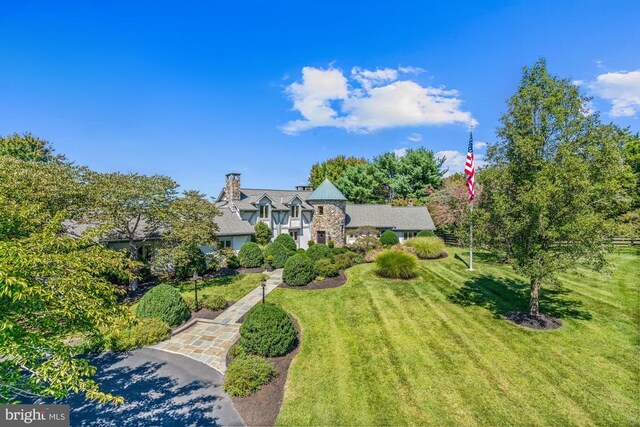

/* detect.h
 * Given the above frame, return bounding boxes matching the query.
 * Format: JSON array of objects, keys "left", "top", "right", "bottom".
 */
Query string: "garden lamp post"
[
  {"left": 261, "top": 277, "right": 267, "bottom": 304},
  {"left": 192, "top": 272, "right": 201, "bottom": 311}
]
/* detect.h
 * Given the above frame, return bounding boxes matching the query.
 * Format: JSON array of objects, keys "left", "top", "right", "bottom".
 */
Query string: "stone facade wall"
[
  {"left": 309, "top": 201, "right": 346, "bottom": 247},
  {"left": 225, "top": 173, "right": 241, "bottom": 200}
]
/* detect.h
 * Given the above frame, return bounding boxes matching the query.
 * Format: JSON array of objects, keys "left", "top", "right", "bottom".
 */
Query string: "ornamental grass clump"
[
  {"left": 239, "top": 303, "right": 297, "bottom": 357},
  {"left": 135, "top": 284, "right": 191, "bottom": 326},
  {"left": 405, "top": 236, "right": 446, "bottom": 259},
  {"left": 375, "top": 249, "right": 419, "bottom": 279}
]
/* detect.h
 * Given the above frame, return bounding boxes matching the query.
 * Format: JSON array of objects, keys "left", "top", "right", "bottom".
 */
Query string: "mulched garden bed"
[
  {"left": 279, "top": 269, "right": 347, "bottom": 290},
  {"left": 229, "top": 326, "right": 301, "bottom": 427},
  {"left": 189, "top": 307, "right": 225, "bottom": 321},
  {"left": 505, "top": 312, "right": 562, "bottom": 330}
]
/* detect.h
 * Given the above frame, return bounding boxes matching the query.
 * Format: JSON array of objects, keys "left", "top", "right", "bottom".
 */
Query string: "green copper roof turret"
[{"left": 306, "top": 179, "right": 347, "bottom": 201}]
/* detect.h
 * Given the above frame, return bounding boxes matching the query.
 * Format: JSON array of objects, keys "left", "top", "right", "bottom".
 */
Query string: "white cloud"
[
  {"left": 393, "top": 148, "right": 408, "bottom": 158},
  {"left": 407, "top": 132, "right": 422, "bottom": 142},
  {"left": 596, "top": 60, "right": 604, "bottom": 69},
  {"left": 590, "top": 70, "right": 640, "bottom": 117},
  {"left": 437, "top": 150, "right": 484, "bottom": 177},
  {"left": 572, "top": 79, "right": 584, "bottom": 86},
  {"left": 473, "top": 141, "right": 487, "bottom": 149},
  {"left": 281, "top": 65, "right": 476, "bottom": 135},
  {"left": 398, "top": 66, "right": 425, "bottom": 74}
]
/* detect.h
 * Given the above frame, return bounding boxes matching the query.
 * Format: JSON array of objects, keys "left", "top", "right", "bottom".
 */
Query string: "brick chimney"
[{"left": 225, "top": 173, "right": 241, "bottom": 200}]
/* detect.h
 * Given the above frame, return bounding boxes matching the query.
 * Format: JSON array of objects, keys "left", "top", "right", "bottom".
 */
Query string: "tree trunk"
[
  {"left": 529, "top": 278, "right": 541, "bottom": 317},
  {"left": 129, "top": 240, "right": 139, "bottom": 293}
]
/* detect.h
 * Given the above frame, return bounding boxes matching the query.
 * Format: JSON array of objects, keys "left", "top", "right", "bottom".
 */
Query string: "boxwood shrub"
[
  {"left": 239, "top": 303, "right": 297, "bottom": 357},
  {"left": 273, "top": 233, "right": 297, "bottom": 252},
  {"left": 375, "top": 249, "right": 419, "bottom": 279},
  {"left": 306, "top": 243, "right": 333, "bottom": 262},
  {"left": 283, "top": 254, "right": 316, "bottom": 286},
  {"left": 238, "top": 242, "right": 264, "bottom": 268},
  {"left": 136, "top": 284, "right": 191, "bottom": 326},
  {"left": 380, "top": 230, "right": 400, "bottom": 246},
  {"left": 263, "top": 241, "right": 290, "bottom": 268},
  {"left": 223, "top": 354, "right": 276, "bottom": 397},
  {"left": 405, "top": 236, "right": 446, "bottom": 259},
  {"left": 314, "top": 258, "right": 339, "bottom": 277},
  {"left": 417, "top": 229, "right": 436, "bottom": 237}
]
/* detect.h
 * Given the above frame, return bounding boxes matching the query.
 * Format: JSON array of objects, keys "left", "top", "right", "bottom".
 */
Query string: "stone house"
[{"left": 213, "top": 173, "right": 435, "bottom": 250}]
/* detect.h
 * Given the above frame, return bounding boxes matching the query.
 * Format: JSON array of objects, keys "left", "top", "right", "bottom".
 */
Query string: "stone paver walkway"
[{"left": 153, "top": 269, "right": 282, "bottom": 373}]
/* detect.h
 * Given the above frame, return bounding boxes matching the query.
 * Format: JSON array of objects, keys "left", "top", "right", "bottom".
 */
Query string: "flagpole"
[{"left": 469, "top": 200, "right": 473, "bottom": 271}]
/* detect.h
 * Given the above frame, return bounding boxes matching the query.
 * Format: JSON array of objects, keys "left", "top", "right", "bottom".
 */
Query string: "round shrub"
[
  {"left": 254, "top": 221, "right": 272, "bottom": 245},
  {"left": 238, "top": 242, "right": 264, "bottom": 268},
  {"left": 417, "top": 229, "right": 436, "bottom": 237},
  {"left": 239, "top": 303, "right": 297, "bottom": 357},
  {"left": 283, "top": 254, "right": 316, "bottom": 286},
  {"left": 405, "top": 236, "right": 446, "bottom": 259},
  {"left": 223, "top": 354, "right": 276, "bottom": 397},
  {"left": 307, "top": 240, "right": 315, "bottom": 246},
  {"left": 375, "top": 250, "right": 419, "bottom": 279},
  {"left": 227, "top": 254, "right": 241, "bottom": 269},
  {"left": 136, "top": 284, "right": 191, "bottom": 326},
  {"left": 274, "top": 233, "right": 297, "bottom": 252},
  {"left": 263, "top": 241, "right": 290, "bottom": 268},
  {"left": 314, "top": 258, "right": 339, "bottom": 277},
  {"left": 380, "top": 230, "right": 400, "bottom": 246},
  {"left": 331, "top": 247, "right": 349, "bottom": 255},
  {"left": 306, "top": 243, "right": 333, "bottom": 262},
  {"left": 327, "top": 240, "right": 335, "bottom": 249},
  {"left": 296, "top": 248, "right": 306, "bottom": 254}
]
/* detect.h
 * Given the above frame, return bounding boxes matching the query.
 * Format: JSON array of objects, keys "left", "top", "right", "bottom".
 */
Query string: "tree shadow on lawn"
[
  {"left": 37, "top": 351, "right": 228, "bottom": 426},
  {"left": 448, "top": 275, "right": 592, "bottom": 321}
]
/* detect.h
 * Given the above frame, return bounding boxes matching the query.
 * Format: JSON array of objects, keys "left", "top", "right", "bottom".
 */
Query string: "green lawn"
[
  {"left": 268, "top": 248, "right": 639, "bottom": 426},
  {"left": 178, "top": 273, "right": 266, "bottom": 303}
]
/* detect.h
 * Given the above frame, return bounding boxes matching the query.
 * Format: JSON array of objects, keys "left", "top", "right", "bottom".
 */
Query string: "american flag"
[{"left": 465, "top": 132, "right": 475, "bottom": 203}]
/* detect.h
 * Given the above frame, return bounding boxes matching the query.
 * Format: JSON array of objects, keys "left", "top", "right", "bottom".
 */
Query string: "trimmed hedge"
[
  {"left": 264, "top": 241, "right": 290, "bottom": 269},
  {"left": 375, "top": 250, "right": 419, "bottom": 279},
  {"left": 405, "top": 236, "right": 446, "bottom": 259},
  {"left": 238, "top": 242, "right": 264, "bottom": 268},
  {"left": 306, "top": 243, "right": 333, "bottom": 262},
  {"left": 380, "top": 230, "right": 400, "bottom": 246},
  {"left": 417, "top": 229, "right": 436, "bottom": 237},
  {"left": 136, "top": 284, "right": 191, "bottom": 326},
  {"left": 314, "top": 258, "right": 339, "bottom": 277},
  {"left": 239, "top": 303, "right": 297, "bottom": 357},
  {"left": 223, "top": 354, "right": 276, "bottom": 397},
  {"left": 274, "top": 233, "right": 297, "bottom": 252},
  {"left": 107, "top": 317, "right": 171, "bottom": 351},
  {"left": 283, "top": 254, "right": 316, "bottom": 286}
]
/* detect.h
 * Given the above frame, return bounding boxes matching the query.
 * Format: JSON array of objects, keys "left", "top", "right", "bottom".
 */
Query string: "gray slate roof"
[
  {"left": 345, "top": 205, "right": 435, "bottom": 231},
  {"left": 307, "top": 179, "right": 347, "bottom": 201},
  {"left": 217, "top": 188, "right": 314, "bottom": 211},
  {"left": 215, "top": 208, "right": 255, "bottom": 236}
]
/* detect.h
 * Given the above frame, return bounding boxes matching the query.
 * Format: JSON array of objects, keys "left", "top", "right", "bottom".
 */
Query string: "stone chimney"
[{"left": 225, "top": 173, "right": 241, "bottom": 200}]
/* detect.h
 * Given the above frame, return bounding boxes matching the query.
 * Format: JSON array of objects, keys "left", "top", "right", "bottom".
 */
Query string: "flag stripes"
[{"left": 465, "top": 132, "right": 475, "bottom": 202}]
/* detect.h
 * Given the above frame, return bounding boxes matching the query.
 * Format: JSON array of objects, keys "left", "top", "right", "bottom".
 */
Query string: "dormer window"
[
  {"left": 259, "top": 204, "right": 270, "bottom": 219},
  {"left": 291, "top": 205, "right": 300, "bottom": 218},
  {"left": 318, "top": 206, "right": 324, "bottom": 215}
]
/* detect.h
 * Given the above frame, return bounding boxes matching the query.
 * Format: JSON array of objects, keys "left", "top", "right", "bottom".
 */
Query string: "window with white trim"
[
  {"left": 291, "top": 205, "right": 300, "bottom": 218},
  {"left": 259, "top": 204, "right": 269, "bottom": 219},
  {"left": 219, "top": 240, "right": 232, "bottom": 249},
  {"left": 403, "top": 232, "right": 417, "bottom": 240}
]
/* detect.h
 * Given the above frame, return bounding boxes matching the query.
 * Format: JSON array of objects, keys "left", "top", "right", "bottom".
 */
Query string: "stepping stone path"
[{"left": 153, "top": 269, "right": 282, "bottom": 373}]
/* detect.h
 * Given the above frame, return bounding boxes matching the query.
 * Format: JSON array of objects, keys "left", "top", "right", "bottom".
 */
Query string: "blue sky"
[{"left": 1, "top": 1, "right": 638, "bottom": 197}]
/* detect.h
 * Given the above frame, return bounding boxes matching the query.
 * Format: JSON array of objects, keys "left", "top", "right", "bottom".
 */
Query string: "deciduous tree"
[
  {"left": 309, "top": 155, "right": 367, "bottom": 189},
  {"left": 478, "top": 59, "right": 633, "bottom": 317}
]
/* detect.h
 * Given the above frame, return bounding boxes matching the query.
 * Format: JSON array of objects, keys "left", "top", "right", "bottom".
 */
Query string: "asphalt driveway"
[{"left": 63, "top": 348, "right": 244, "bottom": 426}]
